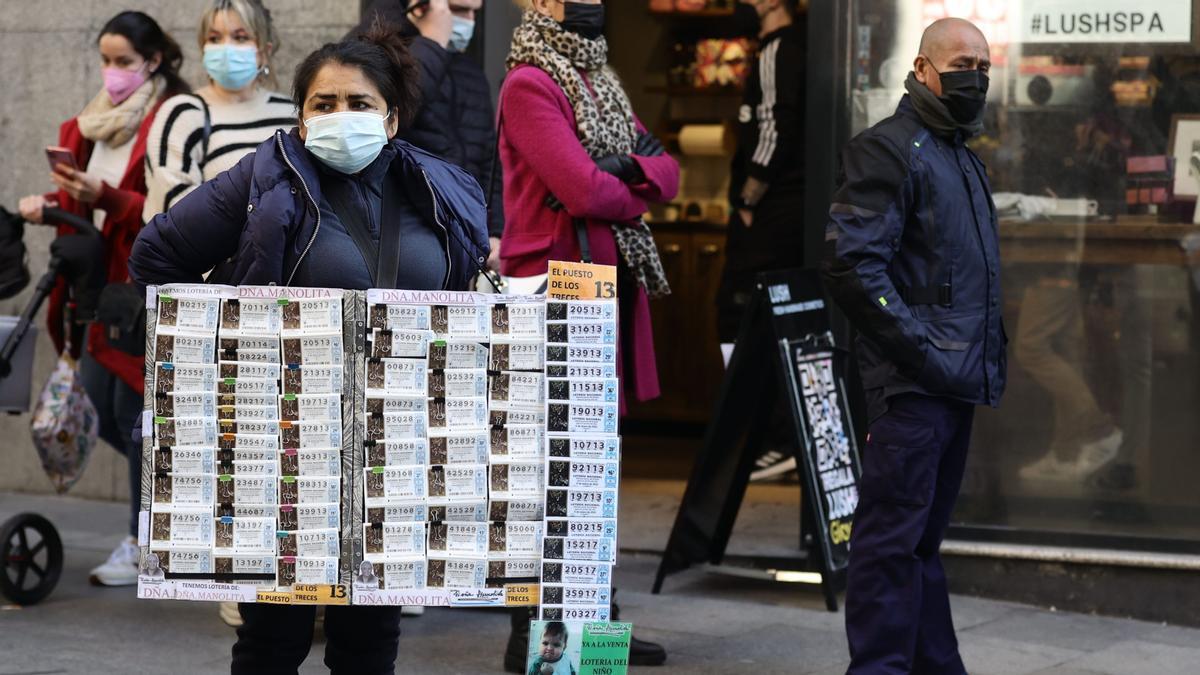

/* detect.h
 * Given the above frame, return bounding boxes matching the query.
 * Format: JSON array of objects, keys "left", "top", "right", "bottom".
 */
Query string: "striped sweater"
[{"left": 143, "top": 89, "right": 295, "bottom": 222}]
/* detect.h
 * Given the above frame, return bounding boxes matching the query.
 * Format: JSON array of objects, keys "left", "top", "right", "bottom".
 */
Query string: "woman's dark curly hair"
[{"left": 292, "top": 20, "right": 420, "bottom": 129}]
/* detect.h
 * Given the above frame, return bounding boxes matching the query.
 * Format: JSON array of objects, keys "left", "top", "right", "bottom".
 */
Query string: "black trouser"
[{"left": 232, "top": 604, "right": 402, "bottom": 675}]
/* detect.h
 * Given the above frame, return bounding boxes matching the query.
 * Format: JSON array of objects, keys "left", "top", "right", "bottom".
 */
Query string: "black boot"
[
  {"left": 612, "top": 590, "right": 667, "bottom": 667},
  {"left": 504, "top": 606, "right": 537, "bottom": 673}
]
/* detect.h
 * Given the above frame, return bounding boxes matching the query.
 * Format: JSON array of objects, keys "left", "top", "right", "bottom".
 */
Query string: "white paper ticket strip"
[{"left": 539, "top": 288, "right": 621, "bottom": 621}]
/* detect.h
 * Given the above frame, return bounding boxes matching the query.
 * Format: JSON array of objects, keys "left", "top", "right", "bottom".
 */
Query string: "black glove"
[
  {"left": 544, "top": 194, "right": 565, "bottom": 212},
  {"left": 634, "top": 131, "right": 666, "bottom": 157},
  {"left": 594, "top": 154, "right": 645, "bottom": 185},
  {"left": 51, "top": 234, "right": 106, "bottom": 320}
]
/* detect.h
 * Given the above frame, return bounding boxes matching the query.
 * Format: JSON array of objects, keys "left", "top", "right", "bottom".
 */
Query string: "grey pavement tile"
[
  {"left": 958, "top": 635, "right": 1086, "bottom": 675},
  {"left": 958, "top": 608, "right": 1158, "bottom": 653},
  {"left": 1062, "top": 640, "right": 1200, "bottom": 675},
  {"left": 1137, "top": 622, "right": 1200, "bottom": 649},
  {"left": 1029, "top": 669, "right": 1108, "bottom": 675},
  {"left": 950, "top": 593, "right": 1028, "bottom": 632}
]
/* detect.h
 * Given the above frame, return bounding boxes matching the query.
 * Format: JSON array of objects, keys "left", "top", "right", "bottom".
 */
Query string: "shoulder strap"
[
  {"left": 377, "top": 164, "right": 404, "bottom": 289},
  {"left": 191, "top": 93, "right": 213, "bottom": 158}
]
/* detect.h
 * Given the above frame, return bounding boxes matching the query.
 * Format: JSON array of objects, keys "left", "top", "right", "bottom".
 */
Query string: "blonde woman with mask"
[{"left": 143, "top": 0, "right": 293, "bottom": 222}]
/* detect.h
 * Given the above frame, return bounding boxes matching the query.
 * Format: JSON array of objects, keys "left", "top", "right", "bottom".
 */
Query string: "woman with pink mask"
[{"left": 17, "top": 10, "right": 188, "bottom": 587}]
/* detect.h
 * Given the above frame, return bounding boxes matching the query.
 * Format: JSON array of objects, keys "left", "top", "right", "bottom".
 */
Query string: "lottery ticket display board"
[{"left": 135, "top": 262, "right": 623, "bottom": 611}]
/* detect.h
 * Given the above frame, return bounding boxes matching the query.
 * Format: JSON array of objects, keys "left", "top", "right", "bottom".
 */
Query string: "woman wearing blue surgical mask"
[
  {"left": 129, "top": 26, "right": 489, "bottom": 673},
  {"left": 143, "top": 0, "right": 294, "bottom": 223}
]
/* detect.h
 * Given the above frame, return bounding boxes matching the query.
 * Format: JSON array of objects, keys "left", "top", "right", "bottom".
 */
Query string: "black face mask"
[
  {"left": 937, "top": 69, "right": 989, "bottom": 125},
  {"left": 560, "top": 2, "right": 605, "bottom": 41},
  {"left": 733, "top": 3, "right": 761, "bottom": 38}
]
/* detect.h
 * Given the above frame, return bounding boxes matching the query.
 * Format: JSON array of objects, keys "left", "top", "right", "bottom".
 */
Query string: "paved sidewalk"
[{"left": 2, "top": 489, "right": 1198, "bottom": 674}]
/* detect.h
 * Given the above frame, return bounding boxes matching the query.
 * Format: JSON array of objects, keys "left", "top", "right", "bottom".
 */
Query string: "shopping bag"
[{"left": 29, "top": 352, "right": 98, "bottom": 493}]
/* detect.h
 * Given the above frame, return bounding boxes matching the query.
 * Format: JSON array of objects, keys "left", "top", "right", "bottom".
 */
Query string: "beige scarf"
[{"left": 77, "top": 75, "right": 162, "bottom": 147}]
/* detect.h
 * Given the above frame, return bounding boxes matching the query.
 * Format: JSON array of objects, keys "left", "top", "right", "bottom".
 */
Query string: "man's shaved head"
[{"left": 914, "top": 18, "right": 991, "bottom": 96}]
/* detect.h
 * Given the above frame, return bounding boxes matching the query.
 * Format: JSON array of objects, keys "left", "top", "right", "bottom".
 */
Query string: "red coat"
[
  {"left": 498, "top": 65, "right": 680, "bottom": 405},
  {"left": 44, "top": 102, "right": 164, "bottom": 394}
]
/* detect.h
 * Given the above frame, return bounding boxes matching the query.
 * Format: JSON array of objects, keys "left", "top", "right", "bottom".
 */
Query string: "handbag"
[
  {"left": 29, "top": 352, "right": 99, "bottom": 494},
  {"left": 96, "top": 282, "right": 147, "bottom": 355}
]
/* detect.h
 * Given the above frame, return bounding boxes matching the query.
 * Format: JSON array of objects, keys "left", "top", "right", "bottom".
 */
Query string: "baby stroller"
[{"left": 0, "top": 203, "right": 101, "bottom": 605}]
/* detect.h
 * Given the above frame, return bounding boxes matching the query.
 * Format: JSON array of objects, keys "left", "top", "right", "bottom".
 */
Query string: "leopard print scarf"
[{"left": 507, "top": 11, "right": 670, "bottom": 299}]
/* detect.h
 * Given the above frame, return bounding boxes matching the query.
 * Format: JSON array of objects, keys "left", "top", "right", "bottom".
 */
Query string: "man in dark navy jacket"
[{"left": 821, "top": 18, "right": 1005, "bottom": 674}]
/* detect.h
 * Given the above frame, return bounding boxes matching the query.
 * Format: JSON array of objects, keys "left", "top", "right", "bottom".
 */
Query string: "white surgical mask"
[
  {"left": 303, "top": 110, "right": 391, "bottom": 174},
  {"left": 448, "top": 16, "right": 475, "bottom": 53}
]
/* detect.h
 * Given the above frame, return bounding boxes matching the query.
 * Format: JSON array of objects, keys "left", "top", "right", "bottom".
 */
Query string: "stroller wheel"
[{"left": 0, "top": 513, "right": 63, "bottom": 605}]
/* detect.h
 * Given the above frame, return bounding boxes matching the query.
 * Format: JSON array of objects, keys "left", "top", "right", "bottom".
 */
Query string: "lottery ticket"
[
  {"left": 428, "top": 398, "right": 488, "bottom": 431},
  {"left": 214, "top": 516, "right": 276, "bottom": 552},
  {"left": 427, "top": 522, "right": 488, "bottom": 557},
  {"left": 153, "top": 474, "right": 215, "bottom": 507},
  {"left": 154, "top": 392, "right": 216, "bottom": 419},
  {"left": 540, "top": 605, "right": 611, "bottom": 622},
  {"left": 489, "top": 340, "right": 544, "bottom": 372},
  {"left": 544, "top": 488, "right": 618, "bottom": 519},
  {"left": 428, "top": 501, "right": 488, "bottom": 523},
  {"left": 157, "top": 295, "right": 220, "bottom": 335},
  {"left": 544, "top": 344, "right": 617, "bottom": 365},
  {"left": 546, "top": 402, "right": 619, "bottom": 435},
  {"left": 282, "top": 334, "right": 344, "bottom": 366},
  {"left": 541, "top": 535, "right": 615, "bottom": 563},
  {"left": 217, "top": 434, "right": 280, "bottom": 451},
  {"left": 545, "top": 518, "right": 617, "bottom": 541},
  {"left": 488, "top": 424, "right": 545, "bottom": 460},
  {"left": 216, "top": 475, "right": 279, "bottom": 505},
  {"left": 280, "top": 476, "right": 340, "bottom": 505},
  {"left": 154, "top": 363, "right": 217, "bottom": 394},
  {"left": 283, "top": 364, "right": 344, "bottom": 396},
  {"left": 363, "top": 522, "right": 427, "bottom": 559},
  {"left": 214, "top": 553, "right": 276, "bottom": 577},
  {"left": 545, "top": 362, "right": 617, "bottom": 380},
  {"left": 486, "top": 557, "right": 540, "bottom": 587},
  {"left": 217, "top": 393, "right": 276, "bottom": 409},
  {"left": 365, "top": 466, "right": 427, "bottom": 502},
  {"left": 365, "top": 501, "right": 429, "bottom": 524},
  {"left": 425, "top": 557, "right": 487, "bottom": 589},
  {"left": 218, "top": 378, "right": 279, "bottom": 396},
  {"left": 148, "top": 547, "right": 214, "bottom": 574},
  {"left": 489, "top": 462, "right": 545, "bottom": 498},
  {"left": 540, "top": 583, "right": 612, "bottom": 608},
  {"left": 279, "top": 297, "right": 342, "bottom": 336},
  {"left": 219, "top": 419, "right": 281, "bottom": 437},
  {"left": 488, "top": 409, "right": 544, "bottom": 427},
  {"left": 369, "top": 303, "right": 432, "bottom": 331},
  {"left": 149, "top": 509, "right": 214, "bottom": 548},
  {"left": 487, "top": 499, "right": 545, "bottom": 523},
  {"left": 365, "top": 358, "right": 426, "bottom": 396},
  {"left": 219, "top": 336, "right": 280, "bottom": 354},
  {"left": 540, "top": 561, "right": 612, "bottom": 587},
  {"left": 546, "top": 435, "right": 620, "bottom": 461},
  {"left": 364, "top": 394, "right": 427, "bottom": 416},
  {"left": 154, "top": 334, "right": 216, "bottom": 364},
  {"left": 546, "top": 378, "right": 618, "bottom": 404},
  {"left": 428, "top": 464, "right": 488, "bottom": 501},
  {"left": 428, "top": 368, "right": 487, "bottom": 399},
  {"left": 489, "top": 372, "right": 545, "bottom": 409},
  {"left": 281, "top": 420, "right": 341, "bottom": 449},
  {"left": 487, "top": 521, "right": 544, "bottom": 557},
  {"left": 220, "top": 298, "right": 282, "bottom": 335},
  {"left": 277, "top": 503, "right": 340, "bottom": 531},
  {"left": 279, "top": 527, "right": 339, "bottom": 558},
  {"left": 365, "top": 439, "right": 429, "bottom": 468},
  {"left": 369, "top": 329, "right": 434, "bottom": 359},
  {"left": 219, "top": 361, "right": 280, "bottom": 382},
  {"left": 490, "top": 303, "right": 546, "bottom": 339},
  {"left": 280, "top": 448, "right": 341, "bottom": 477},
  {"left": 216, "top": 448, "right": 277, "bottom": 465},
  {"left": 365, "top": 411, "right": 428, "bottom": 442},
  {"left": 280, "top": 556, "right": 339, "bottom": 586},
  {"left": 368, "top": 560, "right": 427, "bottom": 590},
  {"left": 279, "top": 394, "right": 341, "bottom": 423},
  {"left": 427, "top": 431, "right": 489, "bottom": 465},
  {"left": 431, "top": 304, "right": 490, "bottom": 339},
  {"left": 153, "top": 447, "right": 216, "bottom": 475},
  {"left": 220, "top": 504, "right": 273, "bottom": 519},
  {"left": 154, "top": 417, "right": 218, "bottom": 447},
  {"left": 216, "top": 405, "right": 277, "bottom": 423},
  {"left": 545, "top": 300, "right": 617, "bottom": 323},
  {"left": 545, "top": 320, "right": 617, "bottom": 346},
  {"left": 217, "top": 460, "right": 279, "bottom": 477},
  {"left": 218, "top": 349, "right": 280, "bottom": 364},
  {"left": 427, "top": 340, "right": 489, "bottom": 370},
  {"left": 546, "top": 458, "right": 619, "bottom": 490}
]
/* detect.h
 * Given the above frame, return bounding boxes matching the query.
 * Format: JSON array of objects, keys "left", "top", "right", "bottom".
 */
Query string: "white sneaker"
[
  {"left": 1018, "top": 453, "right": 1080, "bottom": 481},
  {"left": 1076, "top": 429, "right": 1123, "bottom": 477},
  {"left": 89, "top": 536, "right": 139, "bottom": 586},
  {"left": 219, "top": 601, "right": 244, "bottom": 628},
  {"left": 401, "top": 605, "right": 425, "bottom": 616},
  {"left": 750, "top": 451, "right": 798, "bottom": 482}
]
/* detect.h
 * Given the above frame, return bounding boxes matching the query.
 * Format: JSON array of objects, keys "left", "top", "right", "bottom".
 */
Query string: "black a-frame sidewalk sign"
[{"left": 652, "top": 269, "right": 863, "bottom": 612}]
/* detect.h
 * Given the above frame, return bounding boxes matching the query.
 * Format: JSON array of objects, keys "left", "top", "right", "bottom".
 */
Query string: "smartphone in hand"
[{"left": 45, "top": 146, "right": 77, "bottom": 173}]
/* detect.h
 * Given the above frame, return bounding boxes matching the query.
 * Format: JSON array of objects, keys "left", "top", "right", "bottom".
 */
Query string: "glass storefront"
[{"left": 841, "top": 0, "right": 1200, "bottom": 549}]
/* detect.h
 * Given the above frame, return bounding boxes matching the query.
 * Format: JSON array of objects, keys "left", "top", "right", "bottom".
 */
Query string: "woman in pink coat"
[{"left": 498, "top": 0, "right": 679, "bottom": 409}]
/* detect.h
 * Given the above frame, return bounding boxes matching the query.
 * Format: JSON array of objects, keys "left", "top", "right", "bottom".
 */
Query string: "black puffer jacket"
[{"left": 351, "top": 4, "right": 503, "bottom": 237}]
